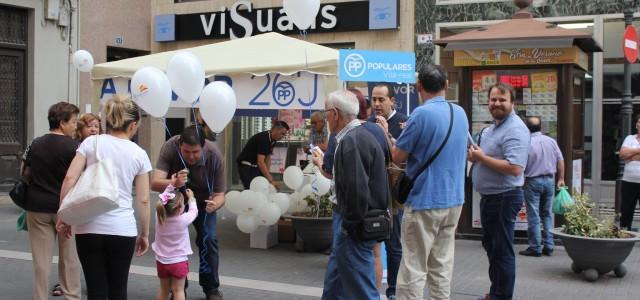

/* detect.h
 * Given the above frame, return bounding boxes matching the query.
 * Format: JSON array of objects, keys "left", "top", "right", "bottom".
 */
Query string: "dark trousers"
[
  {"left": 384, "top": 210, "right": 403, "bottom": 297},
  {"left": 620, "top": 180, "right": 640, "bottom": 230},
  {"left": 193, "top": 207, "right": 220, "bottom": 294},
  {"left": 75, "top": 234, "right": 136, "bottom": 300},
  {"left": 480, "top": 188, "right": 524, "bottom": 300},
  {"left": 238, "top": 164, "right": 261, "bottom": 189}
]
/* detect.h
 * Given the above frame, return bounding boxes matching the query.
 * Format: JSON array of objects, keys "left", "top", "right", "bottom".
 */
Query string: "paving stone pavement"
[{"left": 2, "top": 195, "right": 640, "bottom": 299}]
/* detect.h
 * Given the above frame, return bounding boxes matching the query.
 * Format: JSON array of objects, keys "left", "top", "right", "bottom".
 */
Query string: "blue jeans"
[
  {"left": 523, "top": 176, "right": 555, "bottom": 253},
  {"left": 480, "top": 188, "right": 523, "bottom": 300},
  {"left": 192, "top": 207, "right": 220, "bottom": 294},
  {"left": 384, "top": 210, "right": 403, "bottom": 297},
  {"left": 322, "top": 212, "right": 379, "bottom": 300}
]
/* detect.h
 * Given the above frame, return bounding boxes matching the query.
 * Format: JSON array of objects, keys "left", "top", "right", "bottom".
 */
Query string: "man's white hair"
[{"left": 326, "top": 89, "right": 359, "bottom": 120}]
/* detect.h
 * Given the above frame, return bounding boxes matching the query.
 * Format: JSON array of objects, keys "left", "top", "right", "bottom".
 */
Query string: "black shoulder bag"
[
  {"left": 393, "top": 102, "right": 454, "bottom": 204},
  {"left": 10, "top": 147, "right": 32, "bottom": 209}
]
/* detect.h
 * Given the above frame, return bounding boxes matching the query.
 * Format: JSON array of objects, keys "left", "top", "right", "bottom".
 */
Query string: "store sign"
[
  {"left": 99, "top": 72, "right": 324, "bottom": 110},
  {"left": 339, "top": 49, "right": 415, "bottom": 83},
  {"left": 155, "top": 0, "right": 396, "bottom": 41},
  {"left": 454, "top": 47, "right": 588, "bottom": 70}
]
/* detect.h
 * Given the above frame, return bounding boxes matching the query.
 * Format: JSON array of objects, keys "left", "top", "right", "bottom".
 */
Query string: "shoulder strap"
[{"left": 409, "top": 102, "right": 454, "bottom": 185}]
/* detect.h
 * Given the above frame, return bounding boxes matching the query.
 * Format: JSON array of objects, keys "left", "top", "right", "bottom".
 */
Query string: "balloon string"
[
  {"left": 161, "top": 118, "right": 187, "bottom": 169},
  {"left": 190, "top": 105, "right": 213, "bottom": 196}
]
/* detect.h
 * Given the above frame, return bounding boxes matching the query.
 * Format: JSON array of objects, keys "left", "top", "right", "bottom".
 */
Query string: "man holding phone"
[{"left": 152, "top": 125, "right": 226, "bottom": 300}]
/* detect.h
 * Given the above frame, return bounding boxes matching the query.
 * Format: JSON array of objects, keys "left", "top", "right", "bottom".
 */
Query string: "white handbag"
[{"left": 58, "top": 135, "right": 120, "bottom": 226}]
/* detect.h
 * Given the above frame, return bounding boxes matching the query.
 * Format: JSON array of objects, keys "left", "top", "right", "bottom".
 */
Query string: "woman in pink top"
[{"left": 152, "top": 185, "right": 198, "bottom": 300}]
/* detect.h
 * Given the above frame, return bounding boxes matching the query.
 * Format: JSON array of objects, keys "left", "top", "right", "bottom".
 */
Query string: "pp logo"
[
  {"left": 344, "top": 53, "right": 366, "bottom": 78},
  {"left": 273, "top": 81, "right": 296, "bottom": 106}
]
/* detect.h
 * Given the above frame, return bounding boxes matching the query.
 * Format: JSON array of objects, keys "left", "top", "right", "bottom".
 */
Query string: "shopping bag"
[
  {"left": 553, "top": 186, "right": 574, "bottom": 215},
  {"left": 58, "top": 135, "right": 119, "bottom": 226},
  {"left": 16, "top": 210, "right": 27, "bottom": 231}
]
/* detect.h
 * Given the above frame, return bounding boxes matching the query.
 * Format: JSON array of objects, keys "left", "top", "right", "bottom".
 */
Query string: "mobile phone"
[{"left": 467, "top": 132, "right": 477, "bottom": 147}]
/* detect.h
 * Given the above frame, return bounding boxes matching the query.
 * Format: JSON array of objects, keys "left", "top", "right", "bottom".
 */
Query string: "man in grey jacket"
[{"left": 321, "top": 89, "right": 390, "bottom": 300}]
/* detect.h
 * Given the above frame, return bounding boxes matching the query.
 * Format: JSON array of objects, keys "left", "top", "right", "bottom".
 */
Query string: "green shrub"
[
  {"left": 294, "top": 194, "right": 333, "bottom": 218},
  {"left": 563, "top": 192, "right": 624, "bottom": 238}
]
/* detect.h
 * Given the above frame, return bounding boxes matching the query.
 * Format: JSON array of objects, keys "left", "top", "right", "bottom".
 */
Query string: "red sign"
[
  {"left": 499, "top": 75, "right": 530, "bottom": 88},
  {"left": 623, "top": 26, "right": 639, "bottom": 64}
]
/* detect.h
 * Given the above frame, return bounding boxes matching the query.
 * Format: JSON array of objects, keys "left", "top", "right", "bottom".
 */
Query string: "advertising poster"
[
  {"left": 472, "top": 191, "right": 528, "bottom": 231},
  {"left": 278, "top": 109, "right": 305, "bottom": 140},
  {"left": 269, "top": 147, "right": 288, "bottom": 174}
]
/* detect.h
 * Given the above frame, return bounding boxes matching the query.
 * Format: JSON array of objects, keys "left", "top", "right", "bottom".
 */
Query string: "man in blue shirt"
[
  {"left": 386, "top": 65, "right": 468, "bottom": 300},
  {"left": 469, "top": 82, "right": 530, "bottom": 300}
]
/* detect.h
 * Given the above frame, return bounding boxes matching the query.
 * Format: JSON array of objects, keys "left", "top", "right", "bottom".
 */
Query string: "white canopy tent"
[
  {"left": 92, "top": 32, "right": 339, "bottom": 113},
  {"left": 92, "top": 32, "right": 339, "bottom": 79}
]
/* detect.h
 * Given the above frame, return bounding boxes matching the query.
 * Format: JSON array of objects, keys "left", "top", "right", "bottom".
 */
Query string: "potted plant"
[
  {"left": 553, "top": 192, "right": 640, "bottom": 282},
  {"left": 284, "top": 193, "right": 333, "bottom": 252}
]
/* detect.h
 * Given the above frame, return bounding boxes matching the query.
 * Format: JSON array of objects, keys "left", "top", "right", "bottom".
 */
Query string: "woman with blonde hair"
[
  {"left": 75, "top": 113, "right": 101, "bottom": 141},
  {"left": 58, "top": 95, "right": 152, "bottom": 299}
]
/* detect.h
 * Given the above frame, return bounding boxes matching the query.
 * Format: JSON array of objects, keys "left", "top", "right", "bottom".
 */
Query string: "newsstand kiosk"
[{"left": 434, "top": 1, "right": 602, "bottom": 237}]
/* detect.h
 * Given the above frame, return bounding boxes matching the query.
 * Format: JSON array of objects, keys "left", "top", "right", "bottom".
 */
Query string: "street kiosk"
[{"left": 434, "top": 1, "right": 602, "bottom": 237}]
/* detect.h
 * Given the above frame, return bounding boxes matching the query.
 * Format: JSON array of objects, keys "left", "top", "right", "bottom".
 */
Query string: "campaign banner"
[
  {"left": 339, "top": 49, "right": 416, "bottom": 84},
  {"left": 98, "top": 71, "right": 325, "bottom": 111}
]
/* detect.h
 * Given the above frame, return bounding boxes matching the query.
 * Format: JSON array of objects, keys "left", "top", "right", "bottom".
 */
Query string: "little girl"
[{"left": 152, "top": 184, "right": 198, "bottom": 300}]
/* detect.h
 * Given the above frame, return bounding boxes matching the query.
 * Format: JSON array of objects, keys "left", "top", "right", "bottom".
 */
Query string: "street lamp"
[{"left": 616, "top": 0, "right": 637, "bottom": 220}]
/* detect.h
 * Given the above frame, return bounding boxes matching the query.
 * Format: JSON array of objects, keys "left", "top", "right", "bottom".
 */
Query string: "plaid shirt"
[{"left": 309, "top": 126, "right": 328, "bottom": 146}]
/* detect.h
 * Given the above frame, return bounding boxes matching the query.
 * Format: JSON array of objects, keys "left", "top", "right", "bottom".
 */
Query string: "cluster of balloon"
[
  {"left": 225, "top": 165, "right": 332, "bottom": 234},
  {"left": 225, "top": 176, "right": 290, "bottom": 234},
  {"left": 125, "top": 51, "right": 236, "bottom": 131}
]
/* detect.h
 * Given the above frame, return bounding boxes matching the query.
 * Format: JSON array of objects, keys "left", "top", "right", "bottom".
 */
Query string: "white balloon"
[
  {"left": 255, "top": 202, "right": 282, "bottom": 226},
  {"left": 268, "top": 193, "right": 290, "bottom": 215},
  {"left": 282, "top": 0, "right": 321, "bottom": 30},
  {"left": 299, "top": 184, "right": 314, "bottom": 199},
  {"left": 311, "top": 174, "right": 331, "bottom": 196},
  {"left": 224, "top": 190, "right": 241, "bottom": 215},
  {"left": 236, "top": 214, "right": 258, "bottom": 233},
  {"left": 287, "top": 192, "right": 301, "bottom": 214},
  {"left": 250, "top": 176, "right": 270, "bottom": 196},
  {"left": 199, "top": 81, "right": 237, "bottom": 133},
  {"left": 239, "top": 190, "right": 267, "bottom": 216},
  {"left": 295, "top": 198, "right": 309, "bottom": 213},
  {"left": 283, "top": 166, "right": 304, "bottom": 190},
  {"left": 130, "top": 67, "right": 172, "bottom": 118},
  {"left": 166, "top": 51, "right": 205, "bottom": 105},
  {"left": 268, "top": 184, "right": 277, "bottom": 194},
  {"left": 72, "top": 50, "right": 94, "bottom": 72}
]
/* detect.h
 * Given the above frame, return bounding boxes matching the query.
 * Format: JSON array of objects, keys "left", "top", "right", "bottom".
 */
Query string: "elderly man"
[
  {"left": 469, "top": 82, "right": 530, "bottom": 300},
  {"left": 520, "top": 116, "right": 564, "bottom": 257},
  {"left": 309, "top": 111, "right": 328, "bottom": 152},
  {"left": 321, "top": 89, "right": 390, "bottom": 300}
]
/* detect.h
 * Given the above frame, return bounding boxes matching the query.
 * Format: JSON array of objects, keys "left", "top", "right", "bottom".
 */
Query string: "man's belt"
[{"left": 240, "top": 161, "right": 258, "bottom": 168}]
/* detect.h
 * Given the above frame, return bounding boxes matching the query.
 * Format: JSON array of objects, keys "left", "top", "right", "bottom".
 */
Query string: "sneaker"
[
  {"left": 206, "top": 290, "right": 224, "bottom": 300},
  {"left": 542, "top": 248, "right": 554, "bottom": 256},
  {"left": 518, "top": 248, "right": 541, "bottom": 257}
]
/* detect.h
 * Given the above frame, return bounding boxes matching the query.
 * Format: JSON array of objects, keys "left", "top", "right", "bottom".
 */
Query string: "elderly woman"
[
  {"left": 75, "top": 113, "right": 101, "bottom": 141},
  {"left": 24, "top": 102, "right": 82, "bottom": 300},
  {"left": 619, "top": 114, "right": 640, "bottom": 231}
]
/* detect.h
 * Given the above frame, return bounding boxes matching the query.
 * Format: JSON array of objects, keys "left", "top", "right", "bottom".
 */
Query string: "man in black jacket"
[{"left": 321, "top": 89, "right": 390, "bottom": 300}]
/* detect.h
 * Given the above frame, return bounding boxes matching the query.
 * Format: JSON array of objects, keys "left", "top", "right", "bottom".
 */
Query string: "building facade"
[{"left": 0, "top": 0, "right": 79, "bottom": 186}]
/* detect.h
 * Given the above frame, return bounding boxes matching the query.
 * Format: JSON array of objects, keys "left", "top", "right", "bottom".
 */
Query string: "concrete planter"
[
  {"left": 284, "top": 214, "right": 333, "bottom": 252},
  {"left": 553, "top": 228, "right": 640, "bottom": 282}
]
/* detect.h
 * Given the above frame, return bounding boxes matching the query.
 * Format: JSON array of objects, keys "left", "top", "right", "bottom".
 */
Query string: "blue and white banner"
[
  {"left": 339, "top": 49, "right": 415, "bottom": 84},
  {"left": 99, "top": 72, "right": 325, "bottom": 111}
]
